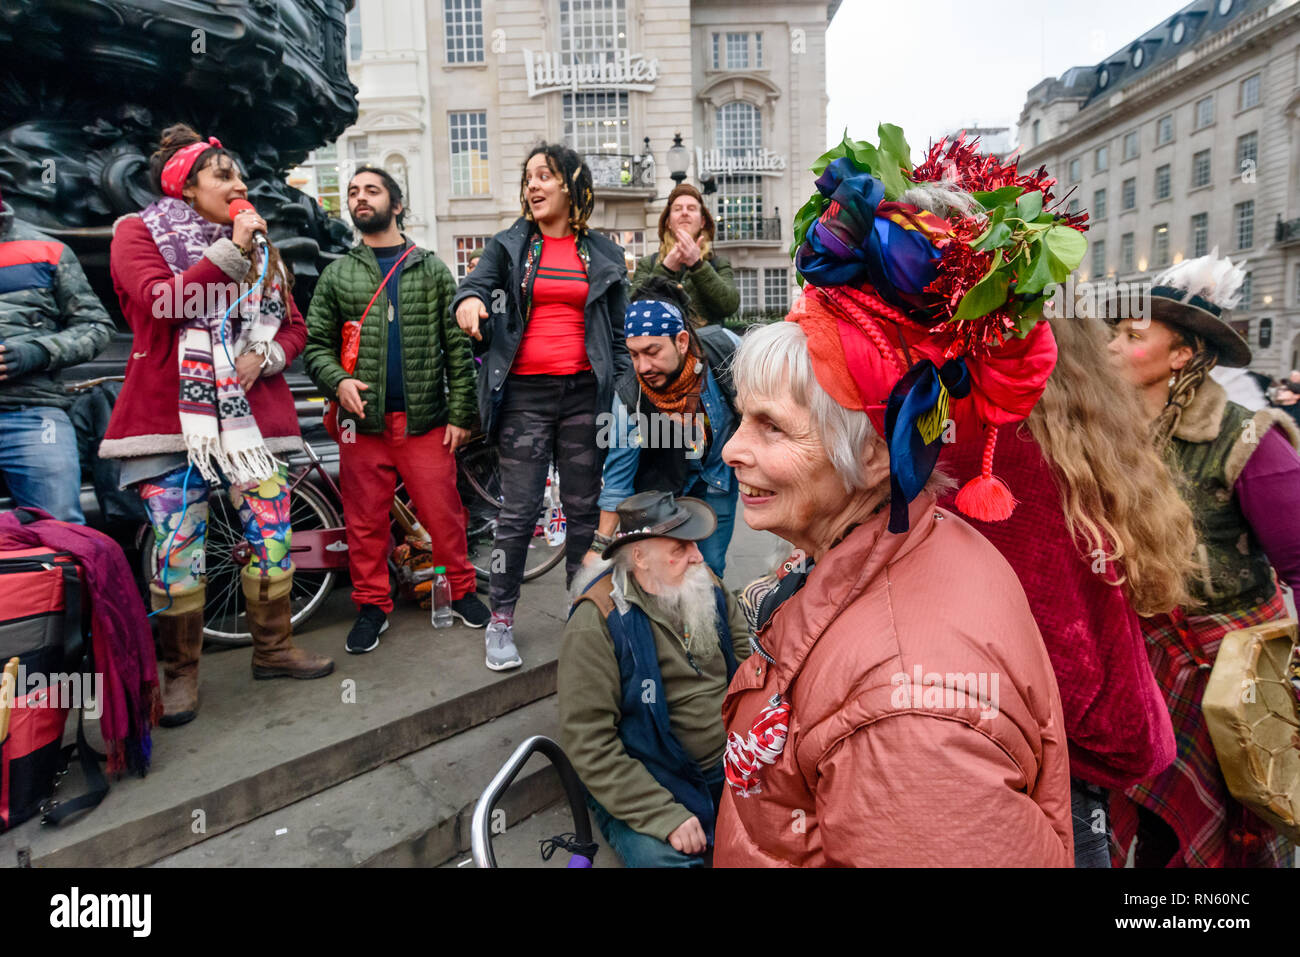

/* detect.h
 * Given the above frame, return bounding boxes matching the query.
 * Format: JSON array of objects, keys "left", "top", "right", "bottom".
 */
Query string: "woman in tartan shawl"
[
  {"left": 100, "top": 124, "right": 334, "bottom": 728},
  {"left": 1108, "top": 249, "right": 1300, "bottom": 867}
]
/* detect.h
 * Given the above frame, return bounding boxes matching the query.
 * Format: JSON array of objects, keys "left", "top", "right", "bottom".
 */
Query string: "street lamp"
[{"left": 666, "top": 132, "right": 688, "bottom": 185}]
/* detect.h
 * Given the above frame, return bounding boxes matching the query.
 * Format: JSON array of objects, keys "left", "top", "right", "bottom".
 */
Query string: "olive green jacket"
[
  {"left": 303, "top": 239, "right": 477, "bottom": 436},
  {"left": 630, "top": 252, "right": 740, "bottom": 325}
]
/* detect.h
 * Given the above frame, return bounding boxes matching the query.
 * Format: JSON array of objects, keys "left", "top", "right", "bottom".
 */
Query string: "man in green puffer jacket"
[
  {"left": 304, "top": 167, "right": 488, "bottom": 654},
  {"left": 629, "top": 184, "right": 739, "bottom": 325}
]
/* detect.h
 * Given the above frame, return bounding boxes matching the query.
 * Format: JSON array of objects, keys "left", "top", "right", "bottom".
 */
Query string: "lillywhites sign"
[
  {"left": 696, "top": 147, "right": 786, "bottom": 176},
  {"left": 523, "top": 48, "right": 659, "bottom": 97}
]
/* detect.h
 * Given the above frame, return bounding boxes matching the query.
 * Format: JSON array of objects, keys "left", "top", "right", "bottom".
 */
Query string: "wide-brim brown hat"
[
  {"left": 1150, "top": 285, "right": 1252, "bottom": 368},
  {"left": 602, "top": 490, "right": 717, "bottom": 559}
]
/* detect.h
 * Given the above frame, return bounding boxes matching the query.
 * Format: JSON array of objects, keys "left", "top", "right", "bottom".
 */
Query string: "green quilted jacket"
[{"left": 303, "top": 239, "right": 477, "bottom": 437}]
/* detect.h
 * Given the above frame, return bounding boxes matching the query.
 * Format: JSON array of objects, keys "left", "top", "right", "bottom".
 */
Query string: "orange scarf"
[{"left": 639, "top": 356, "right": 704, "bottom": 417}]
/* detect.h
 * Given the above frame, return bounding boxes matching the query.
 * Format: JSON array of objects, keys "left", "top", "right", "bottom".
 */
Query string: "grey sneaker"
[{"left": 485, "top": 619, "right": 522, "bottom": 671}]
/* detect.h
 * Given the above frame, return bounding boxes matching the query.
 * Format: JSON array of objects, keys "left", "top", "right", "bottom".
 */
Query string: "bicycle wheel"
[
  {"left": 457, "top": 440, "right": 566, "bottom": 584},
  {"left": 140, "top": 479, "right": 339, "bottom": 646}
]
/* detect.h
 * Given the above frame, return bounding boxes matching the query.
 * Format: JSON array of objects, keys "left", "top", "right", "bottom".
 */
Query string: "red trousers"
[{"left": 339, "top": 413, "right": 477, "bottom": 611}]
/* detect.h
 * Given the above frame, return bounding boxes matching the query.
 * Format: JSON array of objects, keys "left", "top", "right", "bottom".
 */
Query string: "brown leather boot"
[
  {"left": 151, "top": 583, "right": 206, "bottom": 727},
  {"left": 243, "top": 569, "right": 334, "bottom": 680}
]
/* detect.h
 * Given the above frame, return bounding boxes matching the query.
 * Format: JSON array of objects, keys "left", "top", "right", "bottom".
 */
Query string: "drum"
[{"left": 1204, "top": 619, "right": 1300, "bottom": 843}]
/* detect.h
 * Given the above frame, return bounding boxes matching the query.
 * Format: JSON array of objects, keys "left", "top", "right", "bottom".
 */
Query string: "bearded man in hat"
[
  {"left": 558, "top": 490, "right": 752, "bottom": 868},
  {"left": 630, "top": 184, "right": 739, "bottom": 325}
]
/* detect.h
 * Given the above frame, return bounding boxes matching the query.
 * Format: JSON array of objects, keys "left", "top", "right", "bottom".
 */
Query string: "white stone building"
[
  {"left": 1017, "top": 0, "right": 1300, "bottom": 375},
  {"left": 294, "top": 0, "right": 839, "bottom": 318}
]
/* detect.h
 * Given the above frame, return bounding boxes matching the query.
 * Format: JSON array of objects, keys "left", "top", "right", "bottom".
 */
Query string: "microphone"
[{"left": 227, "top": 198, "right": 268, "bottom": 250}]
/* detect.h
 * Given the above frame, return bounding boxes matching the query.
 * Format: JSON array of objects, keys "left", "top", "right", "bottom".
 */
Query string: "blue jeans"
[
  {"left": 588, "top": 761, "right": 725, "bottom": 868},
  {"left": 0, "top": 407, "right": 85, "bottom": 523},
  {"left": 686, "top": 478, "right": 737, "bottom": 580},
  {"left": 1071, "top": 778, "right": 1111, "bottom": 868}
]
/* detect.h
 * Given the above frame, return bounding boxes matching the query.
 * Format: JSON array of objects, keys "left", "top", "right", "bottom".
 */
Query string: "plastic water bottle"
[{"left": 431, "top": 566, "right": 453, "bottom": 629}]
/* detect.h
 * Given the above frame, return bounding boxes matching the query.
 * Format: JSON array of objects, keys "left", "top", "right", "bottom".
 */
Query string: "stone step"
[
  {"left": 0, "top": 571, "right": 572, "bottom": 868},
  {"left": 152, "top": 695, "right": 587, "bottom": 868}
]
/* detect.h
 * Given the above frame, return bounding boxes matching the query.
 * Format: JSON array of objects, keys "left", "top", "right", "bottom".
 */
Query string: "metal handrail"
[{"left": 471, "top": 735, "right": 596, "bottom": 868}]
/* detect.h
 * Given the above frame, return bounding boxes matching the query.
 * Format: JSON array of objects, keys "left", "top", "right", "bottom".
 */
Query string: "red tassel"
[{"left": 955, "top": 427, "right": 1017, "bottom": 522}]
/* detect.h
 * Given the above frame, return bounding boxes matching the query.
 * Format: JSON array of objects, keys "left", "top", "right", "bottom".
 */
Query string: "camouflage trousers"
[{"left": 491, "top": 371, "right": 605, "bottom": 608}]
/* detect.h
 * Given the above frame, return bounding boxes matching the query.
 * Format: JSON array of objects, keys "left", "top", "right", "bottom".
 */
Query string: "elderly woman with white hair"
[{"left": 711, "top": 129, "right": 1083, "bottom": 867}]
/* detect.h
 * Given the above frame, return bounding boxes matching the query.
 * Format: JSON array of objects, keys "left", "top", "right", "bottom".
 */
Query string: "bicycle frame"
[{"left": 471, "top": 735, "right": 596, "bottom": 868}]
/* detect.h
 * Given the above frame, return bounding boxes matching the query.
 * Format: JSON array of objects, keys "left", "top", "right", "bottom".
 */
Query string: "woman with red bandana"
[
  {"left": 100, "top": 123, "right": 333, "bottom": 728},
  {"left": 713, "top": 130, "right": 1085, "bottom": 866}
]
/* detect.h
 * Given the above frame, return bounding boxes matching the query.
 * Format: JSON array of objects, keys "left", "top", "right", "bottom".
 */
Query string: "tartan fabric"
[{"left": 1110, "top": 590, "right": 1295, "bottom": 867}]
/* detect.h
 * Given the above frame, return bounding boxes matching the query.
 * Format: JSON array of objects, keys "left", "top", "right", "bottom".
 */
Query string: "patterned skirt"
[{"left": 1110, "top": 590, "right": 1294, "bottom": 868}]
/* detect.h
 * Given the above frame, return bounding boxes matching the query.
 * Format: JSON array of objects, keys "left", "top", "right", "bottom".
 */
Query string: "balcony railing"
[
  {"left": 715, "top": 216, "right": 783, "bottom": 243},
  {"left": 587, "top": 152, "right": 655, "bottom": 190},
  {"left": 1276, "top": 215, "right": 1300, "bottom": 246}
]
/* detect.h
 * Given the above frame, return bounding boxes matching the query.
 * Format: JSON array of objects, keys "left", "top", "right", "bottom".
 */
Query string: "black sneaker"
[
  {"left": 450, "top": 593, "right": 491, "bottom": 629},
  {"left": 346, "top": 604, "right": 389, "bottom": 654}
]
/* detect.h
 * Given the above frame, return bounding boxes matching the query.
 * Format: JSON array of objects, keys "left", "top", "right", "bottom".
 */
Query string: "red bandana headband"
[{"left": 160, "top": 137, "right": 223, "bottom": 199}]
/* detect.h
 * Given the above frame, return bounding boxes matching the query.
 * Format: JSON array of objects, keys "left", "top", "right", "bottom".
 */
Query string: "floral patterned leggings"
[{"left": 139, "top": 462, "right": 293, "bottom": 594}]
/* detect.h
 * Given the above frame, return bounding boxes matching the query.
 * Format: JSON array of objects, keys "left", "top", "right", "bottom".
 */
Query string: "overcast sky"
[{"left": 825, "top": 0, "right": 1192, "bottom": 154}]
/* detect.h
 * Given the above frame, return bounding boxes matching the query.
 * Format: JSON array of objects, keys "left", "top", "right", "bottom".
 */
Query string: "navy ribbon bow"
[{"left": 884, "top": 358, "right": 971, "bottom": 533}]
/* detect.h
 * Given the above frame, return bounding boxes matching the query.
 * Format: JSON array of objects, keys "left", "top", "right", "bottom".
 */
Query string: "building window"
[
  {"left": 1094, "top": 145, "right": 1108, "bottom": 173},
  {"left": 725, "top": 32, "right": 749, "bottom": 69},
  {"left": 1092, "top": 188, "right": 1107, "bottom": 220},
  {"left": 449, "top": 111, "right": 490, "bottom": 197},
  {"left": 755, "top": 32, "right": 763, "bottom": 68},
  {"left": 1121, "top": 232, "right": 1135, "bottom": 273},
  {"left": 599, "top": 229, "right": 647, "bottom": 274},
  {"left": 1156, "top": 114, "right": 1174, "bottom": 145},
  {"left": 1155, "top": 163, "right": 1171, "bottom": 201},
  {"left": 1259, "top": 316, "right": 1271, "bottom": 348},
  {"left": 1237, "top": 131, "right": 1258, "bottom": 176},
  {"left": 1067, "top": 198, "right": 1080, "bottom": 217},
  {"left": 1123, "top": 130, "right": 1139, "bottom": 160},
  {"left": 1032, "top": 119, "right": 1040, "bottom": 147},
  {"left": 711, "top": 32, "right": 719, "bottom": 69},
  {"left": 1195, "top": 95, "right": 1214, "bottom": 129},
  {"left": 1191, "top": 149, "right": 1211, "bottom": 188},
  {"left": 454, "top": 235, "right": 493, "bottom": 279},
  {"left": 444, "top": 0, "right": 484, "bottom": 64},
  {"left": 1235, "top": 200, "right": 1254, "bottom": 249},
  {"left": 1241, "top": 271, "right": 1252, "bottom": 308},
  {"left": 347, "top": 5, "right": 362, "bottom": 61},
  {"left": 1153, "top": 223, "right": 1170, "bottom": 266},
  {"left": 1068, "top": 157, "right": 1081, "bottom": 183},
  {"left": 1091, "top": 237, "right": 1106, "bottom": 277},
  {"left": 1191, "top": 212, "right": 1209, "bottom": 258},
  {"left": 1239, "top": 73, "right": 1261, "bottom": 110},
  {"left": 714, "top": 175, "right": 764, "bottom": 240},
  {"left": 1122, "top": 177, "right": 1136, "bottom": 211},
  {"left": 286, "top": 145, "right": 343, "bottom": 219},
  {"left": 764, "top": 268, "right": 789, "bottom": 312},
  {"left": 560, "top": 0, "right": 628, "bottom": 64},
  {"left": 717, "top": 101, "right": 761, "bottom": 155},
  {"left": 563, "top": 91, "right": 631, "bottom": 154},
  {"left": 735, "top": 268, "right": 760, "bottom": 316}
]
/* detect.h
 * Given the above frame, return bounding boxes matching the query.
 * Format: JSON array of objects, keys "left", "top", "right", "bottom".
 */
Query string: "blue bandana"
[{"left": 625, "top": 299, "right": 685, "bottom": 338}]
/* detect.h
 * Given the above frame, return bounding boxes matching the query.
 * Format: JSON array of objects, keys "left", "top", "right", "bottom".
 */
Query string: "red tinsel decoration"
[{"left": 905, "top": 132, "right": 1091, "bottom": 357}]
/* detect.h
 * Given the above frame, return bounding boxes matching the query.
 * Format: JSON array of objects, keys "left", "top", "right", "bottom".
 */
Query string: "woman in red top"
[
  {"left": 939, "top": 310, "right": 1197, "bottom": 866},
  {"left": 100, "top": 124, "right": 333, "bottom": 727},
  {"left": 454, "top": 144, "right": 630, "bottom": 671}
]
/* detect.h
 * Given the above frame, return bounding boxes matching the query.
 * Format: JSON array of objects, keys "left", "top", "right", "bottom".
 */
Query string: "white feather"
[{"left": 1152, "top": 247, "right": 1247, "bottom": 310}]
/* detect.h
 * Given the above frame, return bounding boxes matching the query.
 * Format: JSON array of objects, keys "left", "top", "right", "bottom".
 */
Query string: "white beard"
[{"left": 650, "top": 562, "right": 720, "bottom": 662}]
